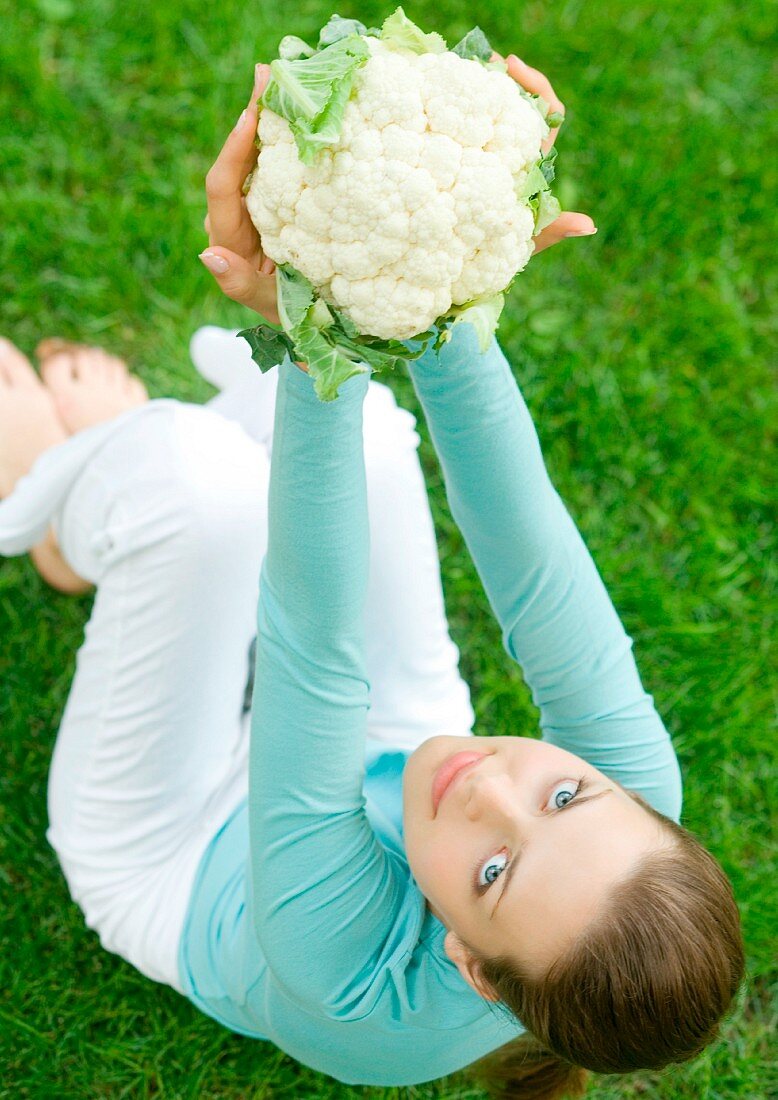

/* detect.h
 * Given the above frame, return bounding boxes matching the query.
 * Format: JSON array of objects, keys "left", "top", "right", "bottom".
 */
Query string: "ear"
[{"left": 444, "top": 930, "right": 500, "bottom": 1003}]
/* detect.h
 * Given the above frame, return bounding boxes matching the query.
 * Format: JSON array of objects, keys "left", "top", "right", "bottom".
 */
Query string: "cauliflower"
[{"left": 241, "top": 8, "right": 563, "bottom": 400}]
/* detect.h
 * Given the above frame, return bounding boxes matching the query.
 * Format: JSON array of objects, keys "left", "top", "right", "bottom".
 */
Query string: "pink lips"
[{"left": 432, "top": 750, "right": 488, "bottom": 816}]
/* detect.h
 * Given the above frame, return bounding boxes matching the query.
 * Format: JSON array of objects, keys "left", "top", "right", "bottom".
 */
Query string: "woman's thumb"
[
  {"left": 532, "top": 211, "right": 597, "bottom": 254},
  {"left": 198, "top": 247, "right": 272, "bottom": 311}
]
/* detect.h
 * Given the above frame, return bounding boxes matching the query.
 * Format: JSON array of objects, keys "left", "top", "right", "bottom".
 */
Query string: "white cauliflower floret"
[{"left": 247, "top": 35, "right": 550, "bottom": 340}]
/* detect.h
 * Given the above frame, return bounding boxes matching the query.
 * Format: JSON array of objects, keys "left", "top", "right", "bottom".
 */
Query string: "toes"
[
  {"left": 127, "top": 375, "right": 149, "bottom": 403},
  {"left": 0, "top": 336, "right": 40, "bottom": 388},
  {"left": 72, "top": 347, "right": 106, "bottom": 382},
  {"left": 40, "top": 344, "right": 137, "bottom": 398},
  {"left": 40, "top": 351, "right": 77, "bottom": 391},
  {"left": 37, "top": 339, "right": 132, "bottom": 387},
  {"left": 112, "top": 354, "right": 132, "bottom": 381},
  {"left": 36, "top": 337, "right": 75, "bottom": 362},
  {"left": 101, "top": 351, "right": 128, "bottom": 385}
]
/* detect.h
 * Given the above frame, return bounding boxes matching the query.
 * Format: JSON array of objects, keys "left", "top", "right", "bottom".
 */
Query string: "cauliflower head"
[
  {"left": 238, "top": 9, "right": 564, "bottom": 401},
  {"left": 247, "top": 33, "right": 548, "bottom": 341}
]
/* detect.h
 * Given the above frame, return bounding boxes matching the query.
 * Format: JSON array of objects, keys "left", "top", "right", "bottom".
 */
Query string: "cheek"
[
  {"left": 410, "top": 845, "right": 452, "bottom": 907},
  {"left": 403, "top": 813, "right": 463, "bottom": 908},
  {"left": 402, "top": 740, "right": 474, "bottom": 907}
]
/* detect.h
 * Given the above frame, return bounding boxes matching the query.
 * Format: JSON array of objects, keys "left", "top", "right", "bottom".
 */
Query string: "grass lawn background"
[{"left": 1, "top": 0, "right": 774, "bottom": 1096}]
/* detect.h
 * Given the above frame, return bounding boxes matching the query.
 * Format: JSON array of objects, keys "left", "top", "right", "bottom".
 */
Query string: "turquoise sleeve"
[
  {"left": 406, "top": 325, "right": 683, "bottom": 822},
  {"left": 248, "top": 356, "right": 418, "bottom": 1019}
]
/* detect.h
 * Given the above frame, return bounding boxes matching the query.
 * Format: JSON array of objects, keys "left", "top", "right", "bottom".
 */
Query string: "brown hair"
[{"left": 461, "top": 791, "right": 745, "bottom": 1100}]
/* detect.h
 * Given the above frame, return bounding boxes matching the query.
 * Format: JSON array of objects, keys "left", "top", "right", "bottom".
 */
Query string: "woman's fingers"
[
  {"left": 532, "top": 211, "right": 597, "bottom": 254},
  {"left": 199, "top": 64, "right": 280, "bottom": 310},
  {"left": 493, "top": 52, "right": 565, "bottom": 153},
  {"left": 491, "top": 50, "right": 595, "bottom": 248},
  {"left": 505, "top": 54, "right": 565, "bottom": 120},
  {"left": 198, "top": 246, "right": 279, "bottom": 323},
  {"left": 204, "top": 63, "right": 271, "bottom": 250},
  {"left": 204, "top": 202, "right": 245, "bottom": 238}
]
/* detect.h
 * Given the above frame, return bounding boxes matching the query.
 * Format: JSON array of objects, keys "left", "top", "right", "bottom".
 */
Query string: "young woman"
[{"left": 0, "top": 56, "right": 743, "bottom": 1100}]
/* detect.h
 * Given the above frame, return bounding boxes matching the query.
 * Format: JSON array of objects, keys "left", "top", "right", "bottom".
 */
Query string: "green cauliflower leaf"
[
  {"left": 278, "top": 35, "right": 315, "bottom": 61},
  {"left": 261, "top": 35, "right": 371, "bottom": 164},
  {"left": 237, "top": 324, "right": 296, "bottom": 371},
  {"left": 451, "top": 26, "right": 494, "bottom": 63},
  {"left": 380, "top": 6, "right": 448, "bottom": 54}
]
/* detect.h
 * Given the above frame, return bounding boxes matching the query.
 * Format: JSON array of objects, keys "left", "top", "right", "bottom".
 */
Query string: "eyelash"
[{"left": 471, "top": 776, "right": 589, "bottom": 895}]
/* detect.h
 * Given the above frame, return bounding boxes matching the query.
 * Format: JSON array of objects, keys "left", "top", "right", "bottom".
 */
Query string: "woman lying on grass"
[{"left": 0, "top": 55, "right": 744, "bottom": 1100}]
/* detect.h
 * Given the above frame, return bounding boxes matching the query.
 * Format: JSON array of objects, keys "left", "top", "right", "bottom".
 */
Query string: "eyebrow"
[{"left": 489, "top": 789, "right": 613, "bottom": 921}]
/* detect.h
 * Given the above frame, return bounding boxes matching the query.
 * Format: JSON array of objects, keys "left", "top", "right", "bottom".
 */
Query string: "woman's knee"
[
  {"left": 88, "top": 406, "right": 269, "bottom": 617},
  {"left": 64, "top": 405, "right": 269, "bottom": 580}
]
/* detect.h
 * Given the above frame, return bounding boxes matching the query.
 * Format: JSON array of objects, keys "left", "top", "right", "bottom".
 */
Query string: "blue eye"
[
  {"left": 471, "top": 777, "right": 589, "bottom": 897},
  {"left": 472, "top": 850, "right": 508, "bottom": 894},
  {"left": 546, "top": 777, "right": 586, "bottom": 811}
]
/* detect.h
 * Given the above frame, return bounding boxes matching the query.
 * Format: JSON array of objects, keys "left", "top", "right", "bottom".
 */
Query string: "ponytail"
[{"left": 467, "top": 1032, "right": 589, "bottom": 1100}]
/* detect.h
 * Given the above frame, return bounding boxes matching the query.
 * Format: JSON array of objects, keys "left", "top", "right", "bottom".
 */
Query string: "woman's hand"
[
  {"left": 199, "top": 64, "right": 281, "bottom": 325},
  {"left": 492, "top": 52, "right": 597, "bottom": 253}
]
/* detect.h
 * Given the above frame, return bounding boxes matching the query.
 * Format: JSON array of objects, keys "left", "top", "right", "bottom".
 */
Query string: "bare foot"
[
  {"left": 0, "top": 337, "right": 68, "bottom": 498},
  {"left": 0, "top": 337, "right": 92, "bottom": 594},
  {"left": 37, "top": 338, "right": 148, "bottom": 434}
]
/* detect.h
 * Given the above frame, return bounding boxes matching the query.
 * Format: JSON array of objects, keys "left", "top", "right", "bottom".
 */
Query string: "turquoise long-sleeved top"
[{"left": 177, "top": 323, "right": 683, "bottom": 1086}]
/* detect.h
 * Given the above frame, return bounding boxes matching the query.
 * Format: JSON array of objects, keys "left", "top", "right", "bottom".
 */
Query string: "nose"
[{"left": 462, "top": 769, "right": 517, "bottom": 821}]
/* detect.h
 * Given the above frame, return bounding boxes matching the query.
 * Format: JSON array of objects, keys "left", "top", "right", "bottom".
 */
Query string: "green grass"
[{"left": 1, "top": 0, "right": 775, "bottom": 1096}]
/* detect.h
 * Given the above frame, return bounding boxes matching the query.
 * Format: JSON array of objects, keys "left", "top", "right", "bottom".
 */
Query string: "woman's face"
[{"left": 402, "top": 735, "right": 667, "bottom": 995}]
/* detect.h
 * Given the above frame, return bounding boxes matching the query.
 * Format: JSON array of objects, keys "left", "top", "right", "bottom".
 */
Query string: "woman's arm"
[
  {"left": 406, "top": 323, "right": 682, "bottom": 821},
  {"left": 200, "top": 71, "right": 420, "bottom": 1022},
  {"left": 247, "top": 356, "right": 419, "bottom": 1018}
]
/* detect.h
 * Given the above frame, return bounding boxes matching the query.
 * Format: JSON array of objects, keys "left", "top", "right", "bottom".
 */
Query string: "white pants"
[{"left": 24, "top": 339, "right": 475, "bottom": 994}]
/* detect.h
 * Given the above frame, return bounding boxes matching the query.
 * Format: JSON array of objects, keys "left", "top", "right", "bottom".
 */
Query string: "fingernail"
[
  {"left": 508, "top": 54, "right": 524, "bottom": 65},
  {"left": 565, "top": 227, "right": 598, "bottom": 237},
  {"left": 233, "top": 109, "right": 248, "bottom": 132},
  {"left": 253, "top": 62, "right": 268, "bottom": 95},
  {"left": 199, "top": 251, "right": 230, "bottom": 274},
  {"left": 260, "top": 256, "right": 275, "bottom": 275}
]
